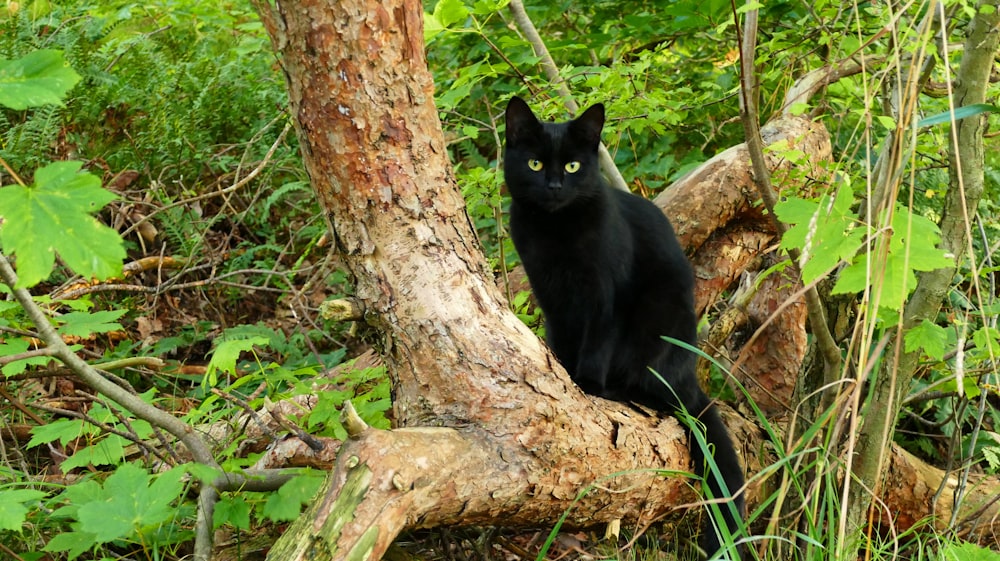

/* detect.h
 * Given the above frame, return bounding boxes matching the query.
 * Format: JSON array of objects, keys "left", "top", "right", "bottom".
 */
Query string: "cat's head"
[{"left": 503, "top": 96, "right": 605, "bottom": 212}]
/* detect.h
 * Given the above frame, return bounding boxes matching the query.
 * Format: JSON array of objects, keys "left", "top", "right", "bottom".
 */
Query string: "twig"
[
  {"left": 52, "top": 266, "right": 306, "bottom": 300},
  {"left": 507, "top": 0, "right": 628, "bottom": 192},
  {"left": 210, "top": 387, "right": 283, "bottom": 444},
  {"left": 32, "top": 402, "right": 175, "bottom": 466},
  {"left": 0, "top": 346, "right": 58, "bottom": 366},
  {"left": 0, "top": 155, "right": 25, "bottom": 185},
  {"left": 93, "top": 356, "right": 166, "bottom": 371},
  {"left": 733, "top": 0, "right": 842, "bottom": 393}
]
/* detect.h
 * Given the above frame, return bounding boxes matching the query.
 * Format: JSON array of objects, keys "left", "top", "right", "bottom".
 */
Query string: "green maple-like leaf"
[
  {"left": 0, "top": 161, "right": 125, "bottom": 288},
  {"left": 904, "top": 319, "right": 950, "bottom": 362},
  {"left": 76, "top": 463, "right": 186, "bottom": 543},
  {"left": 56, "top": 309, "right": 128, "bottom": 337},
  {"left": 262, "top": 472, "right": 324, "bottom": 522},
  {"left": 0, "top": 49, "right": 81, "bottom": 110},
  {"left": 939, "top": 541, "right": 1000, "bottom": 561},
  {"left": 214, "top": 496, "right": 252, "bottom": 530},
  {"left": 27, "top": 418, "right": 85, "bottom": 448},
  {"left": 775, "top": 185, "right": 865, "bottom": 284},
  {"left": 0, "top": 338, "right": 57, "bottom": 376},
  {"left": 0, "top": 489, "right": 47, "bottom": 532},
  {"left": 834, "top": 205, "right": 952, "bottom": 311},
  {"left": 204, "top": 336, "right": 270, "bottom": 387},
  {"left": 60, "top": 435, "right": 128, "bottom": 473}
]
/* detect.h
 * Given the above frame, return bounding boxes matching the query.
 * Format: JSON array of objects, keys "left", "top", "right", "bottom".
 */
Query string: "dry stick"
[
  {"left": 507, "top": 0, "right": 629, "bottom": 192},
  {"left": 734, "top": 2, "right": 842, "bottom": 391}
]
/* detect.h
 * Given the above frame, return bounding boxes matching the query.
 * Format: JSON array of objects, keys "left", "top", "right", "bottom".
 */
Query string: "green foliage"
[
  {"left": 0, "top": 2, "right": 369, "bottom": 560},
  {"left": 213, "top": 494, "right": 252, "bottom": 530},
  {"left": 304, "top": 363, "right": 392, "bottom": 440},
  {"left": 261, "top": 472, "right": 324, "bottom": 522},
  {"left": 918, "top": 103, "right": 1000, "bottom": 128},
  {"left": 835, "top": 208, "right": 953, "bottom": 310},
  {"left": 0, "top": 158, "right": 125, "bottom": 288},
  {"left": 904, "top": 320, "right": 952, "bottom": 362},
  {"left": 56, "top": 309, "right": 127, "bottom": 337},
  {"left": 204, "top": 335, "right": 271, "bottom": 388},
  {"left": 774, "top": 183, "right": 866, "bottom": 284},
  {"left": 775, "top": 183, "right": 953, "bottom": 315},
  {"left": 0, "top": 49, "right": 80, "bottom": 109},
  {"left": 0, "top": 488, "right": 47, "bottom": 531},
  {"left": 0, "top": 336, "right": 62, "bottom": 375},
  {"left": 44, "top": 463, "right": 191, "bottom": 559},
  {"left": 938, "top": 541, "right": 1000, "bottom": 561}
]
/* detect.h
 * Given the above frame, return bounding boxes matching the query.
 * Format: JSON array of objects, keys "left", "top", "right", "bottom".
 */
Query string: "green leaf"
[
  {"left": 0, "top": 338, "right": 56, "bottom": 376},
  {"left": 204, "top": 335, "right": 270, "bottom": 387},
  {"left": 60, "top": 434, "right": 128, "bottom": 472},
  {"left": 56, "top": 309, "right": 128, "bottom": 337},
  {"left": 262, "top": 472, "right": 324, "bottom": 522},
  {"left": 918, "top": 103, "right": 1000, "bottom": 128},
  {"left": 904, "top": 320, "right": 950, "bottom": 361},
  {"left": 0, "top": 49, "right": 81, "bottom": 110},
  {"left": 973, "top": 326, "right": 1000, "bottom": 358},
  {"left": 833, "top": 205, "right": 952, "bottom": 311},
  {"left": 214, "top": 495, "right": 251, "bottom": 530},
  {"left": 434, "top": 0, "right": 470, "bottom": 28},
  {"left": 939, "top": 541, "right": 1000, "bottom": 561},
  {"left": 0, "top": 489, "right": 47, "bottom": 531},
  {"left": 76, "top": 464, "right": 187, "bottom": 543},
  {"left": 0, "top": 161, "right": 125, "bottom": 288},
  {"left": 43, "top": 530, "right": 98, "bottom": 560},
  {"left": 424, "top": 10, "right": 445, "bottom": 41},
  {"left": 28, "top": 418, "right": 86, "bottom": 448},
  {"left": 775, "top": 185, "right": 865, "bottom": 283}
]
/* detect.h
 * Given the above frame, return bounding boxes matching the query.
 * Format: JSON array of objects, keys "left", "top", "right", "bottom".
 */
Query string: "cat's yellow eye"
[
  {"left": 564, "top": 161, "right": 581, "bottom": 173},
  {"left": 528, "top": 159, "right": 544, "bottom": 171}
]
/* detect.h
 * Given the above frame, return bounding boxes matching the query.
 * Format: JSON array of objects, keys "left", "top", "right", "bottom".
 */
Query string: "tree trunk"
[{"left": 253, "top": 0, "right": 712, "bottom": 558}]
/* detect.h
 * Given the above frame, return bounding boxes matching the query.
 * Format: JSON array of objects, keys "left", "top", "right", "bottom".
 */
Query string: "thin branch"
[
  {"left": 52, "top": 266, "right": 307, "bottom": 300},
  {"left": 33, "top": 402, "right": 175, "bottom": 466},
  {"left": 0, "top": 155, "right": 26, "bottom": 185},
  {"left": 0, "top": 346, "right": 58, "bottom": 366},
  {"left": 734, "top": 1, "right": 842, "bottom": 390},
  {"left": 507, "top": 0, "right": 629, "bottom": 192}
]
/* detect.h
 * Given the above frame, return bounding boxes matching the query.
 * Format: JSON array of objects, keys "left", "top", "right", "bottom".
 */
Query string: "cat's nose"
[{"left": 547, "top": 180, "right": 562, "bottom": 191}]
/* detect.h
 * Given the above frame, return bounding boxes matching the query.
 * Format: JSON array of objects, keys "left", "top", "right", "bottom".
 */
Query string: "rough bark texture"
[
  {"left": 658, "top": 115, "right": 826, "bottom": 410},
  {"left": 728, "top": 257, "right": 807, "bottom": 416}
]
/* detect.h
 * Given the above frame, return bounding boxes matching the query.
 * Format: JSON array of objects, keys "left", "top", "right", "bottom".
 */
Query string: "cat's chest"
[{"left": 511, "top": 208, "right": 631, "bottom": 289}]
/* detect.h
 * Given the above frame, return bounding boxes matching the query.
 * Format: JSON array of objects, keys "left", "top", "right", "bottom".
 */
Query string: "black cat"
[{"left": 504, "top": 96, "right": 745, "bottom": 559}]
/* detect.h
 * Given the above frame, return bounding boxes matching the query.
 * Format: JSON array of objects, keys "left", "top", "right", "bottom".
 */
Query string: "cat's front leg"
[{"left": 571, "top": 320, "right": 619, "bottom": 399}]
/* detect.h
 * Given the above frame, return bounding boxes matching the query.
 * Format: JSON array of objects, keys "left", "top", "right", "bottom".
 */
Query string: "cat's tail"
[{"left": 688, "top": 400, "right": 746, "bottom": 560}]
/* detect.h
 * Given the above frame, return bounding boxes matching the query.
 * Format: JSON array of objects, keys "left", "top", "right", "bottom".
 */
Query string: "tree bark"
[{"left": 253, "top": 0, "right": 712, "bottom": 558}]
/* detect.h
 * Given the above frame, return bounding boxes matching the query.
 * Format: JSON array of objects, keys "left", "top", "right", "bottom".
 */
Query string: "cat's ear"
[
  {"left": 506, "top": 96, "right": 541, "bottom": 144},
  {"left": 572, "top": 103, "right": 605, "bottom": 147}
]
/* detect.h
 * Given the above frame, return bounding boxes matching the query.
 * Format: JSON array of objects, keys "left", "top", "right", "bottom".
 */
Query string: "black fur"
[{"left": 504, "top": 96, "right": 745, "bottom": 558}]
